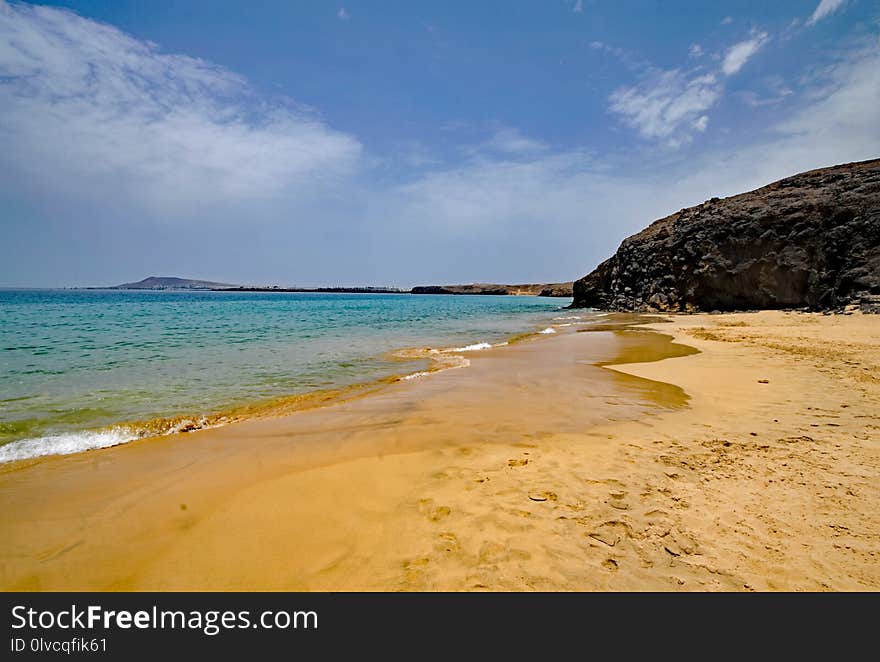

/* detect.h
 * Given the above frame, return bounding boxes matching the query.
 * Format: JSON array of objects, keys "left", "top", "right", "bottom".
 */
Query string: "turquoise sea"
[{"left": 0, "top": 289, "right": 572, "bottom": 462}]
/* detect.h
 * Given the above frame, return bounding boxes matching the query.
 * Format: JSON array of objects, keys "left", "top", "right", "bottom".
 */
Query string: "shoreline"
[
  {"left": 0, "top": 311, "right": 877, "bottom": 590},
  {"left": 0, "top": 312, "right": 582, "bottom": 466},
  {"left": 0, "top": 316, "right": 684, "bottom": 589}
]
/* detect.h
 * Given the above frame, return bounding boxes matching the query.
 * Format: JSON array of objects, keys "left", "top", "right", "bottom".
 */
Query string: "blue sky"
[{"left": 1, "top": 0, "right": 878, "bottom": 287}]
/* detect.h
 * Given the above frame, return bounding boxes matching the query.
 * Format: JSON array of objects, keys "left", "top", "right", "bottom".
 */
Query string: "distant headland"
[{"left": 108, "top": 276, "right": 236, "bottom": 290}]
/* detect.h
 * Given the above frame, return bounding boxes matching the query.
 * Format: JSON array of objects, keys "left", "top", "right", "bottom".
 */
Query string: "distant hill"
[
  {"left": 111, "top": 276, "right": 237, "bottom": 290},
  {"left": 411, "top": 282, "right": 573, "bottom": 297}
]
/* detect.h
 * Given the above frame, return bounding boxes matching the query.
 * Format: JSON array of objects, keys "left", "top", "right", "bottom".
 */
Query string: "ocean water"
[{"left": 0, "top": 289, "right": 571, "bottom": 462}]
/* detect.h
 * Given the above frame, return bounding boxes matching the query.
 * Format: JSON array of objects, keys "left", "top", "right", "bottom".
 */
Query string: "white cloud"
[
  {"left": 0, "top": 2, "right": 361, "bottom": 216},
  {"left": 722, "top": 32, "right": 769, "bottom": 76},
  {"left": 807, "top": 0, "right": 847, "bottom": 26},
  {"left": 573, "top": 0, "right": 584, "bottom": 13},
  {"left": 608, "top": 69, "right": 721, "bottom": 141},
  {"left": 337, "top": 7, "right": 350, "bottom": 20},
  {"left": 721, "top": 16, "right": 734, "bottom": 26},
  {"left": 610, "top": 29, "right": 772, "bottom": 144}
]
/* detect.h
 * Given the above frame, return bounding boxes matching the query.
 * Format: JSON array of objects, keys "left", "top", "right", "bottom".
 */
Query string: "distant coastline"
[
  {"left": 213, "top": 286, "right": 409, "bottom": 294},
  {"left": 96, "top": 276, "right": 574, "bottom": 297}
]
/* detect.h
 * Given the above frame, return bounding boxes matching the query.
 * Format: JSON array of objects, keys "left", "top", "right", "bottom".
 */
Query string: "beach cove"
[{"left": 1, "top": 310, "right": 877, "bottom": 591}]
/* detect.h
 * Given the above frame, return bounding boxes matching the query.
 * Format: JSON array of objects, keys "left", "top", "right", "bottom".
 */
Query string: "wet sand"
[{"left": 1, "top": 311, "right": 877, "bottom": 590}]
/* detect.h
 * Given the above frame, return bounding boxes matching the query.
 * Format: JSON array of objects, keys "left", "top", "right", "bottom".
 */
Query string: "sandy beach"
[{"left": 1, "top": 311, "right": 877, "bottom": 591}]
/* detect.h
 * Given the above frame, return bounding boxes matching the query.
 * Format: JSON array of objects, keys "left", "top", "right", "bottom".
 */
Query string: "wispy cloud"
[
  {"left": 0, "top": 2, "right": 361, "bottom": 216},
  {"left": 722, "top": 31, "right": 769, "bottom": 76},
  {"left": 572, "top": 0, "right": 584, "bottom": 14},
  {"left": 807, "top": 0, "right": 847, "bottom": 26},
  {"left": 608, "top": 70, "right": 721, "bottom": 144},
  {"left": 337, "top": 7, "right": 350, "bottom": 20},
  {"left": 608, "top": 27, "right": 771, "bottom": 145}
]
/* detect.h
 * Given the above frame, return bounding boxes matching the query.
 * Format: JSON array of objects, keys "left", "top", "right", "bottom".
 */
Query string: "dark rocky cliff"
[{"left": 571, "top": 159, "right": 880, "bottom": 312}]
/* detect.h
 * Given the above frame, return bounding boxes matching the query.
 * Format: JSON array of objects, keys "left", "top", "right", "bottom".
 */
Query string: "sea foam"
[
  {"left": 445, "top": 342, "right": 493, "bottom": 352},
  {"left": 399, "top": 355, "right": 471, "bottom": 381},
  {"left": 399, "top": 370, "right": 433, "bottom": 381},
  {"left": 0, "top": 428, "right": 136, "bottom": 463}
]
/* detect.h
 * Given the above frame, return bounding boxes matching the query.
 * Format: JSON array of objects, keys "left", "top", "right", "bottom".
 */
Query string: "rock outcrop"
[
  {"left": 572, "top": 159, "right": 880, "bottom": 312},
  {"left": 412, "top": 283, "right": 573, "bottom": 297}
]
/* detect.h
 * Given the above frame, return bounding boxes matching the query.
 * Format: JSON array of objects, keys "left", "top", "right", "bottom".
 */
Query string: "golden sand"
[{"left": 1, "top": 311, "right": 877, "bottom": 591}]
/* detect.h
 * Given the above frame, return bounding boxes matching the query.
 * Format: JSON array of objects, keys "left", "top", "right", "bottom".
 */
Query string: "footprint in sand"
[
  {"left": 435, "top": 532, "right": 460, "bottom": 553},
  {"left": 644, "top": 509, "right": 670, "bottom": 523},
  {"left": 606, "top": 491, "right": 631, "bottom": 510},
  {"left": 479, "top": 541, "right": 507, "bottom": 564},
  {"left": 401, "top": 557, "right": 431, "bottom": 586},
  {"left": 418, "top": 498, "right": 452, "bottom": 522},
  {"left": 669, "top": 529, "right": 699, "bottom": 555},
  {"left": 479, "top": 541, "right": 531, "bottom": 564},
  {"left": 428, "top": 506, "right": 451, "bottom": 522},
  {"left": 508, "top": 458, "right": 529, "bottom": 467},
  {"left": 587, "top": 520, "right": 632, "bottom": 547},
  {"left": 602, "top": 558, "right": 619, "bottom": 572}
]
